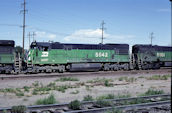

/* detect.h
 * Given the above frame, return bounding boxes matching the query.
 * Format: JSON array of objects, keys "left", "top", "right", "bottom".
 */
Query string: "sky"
[{"left": 0, "top": 0, "right": 171, "bottom": 50}]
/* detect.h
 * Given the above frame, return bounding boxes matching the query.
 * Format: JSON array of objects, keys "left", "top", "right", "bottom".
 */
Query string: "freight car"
[
  {"left": 0, "top": 40, "right": 15, "bottom": 73},
  {"left": 27, "top": 42, "right": 130, "bottom": 73},
  {"left": 132, "top": 44, "right": 172, "bottom": 70}
]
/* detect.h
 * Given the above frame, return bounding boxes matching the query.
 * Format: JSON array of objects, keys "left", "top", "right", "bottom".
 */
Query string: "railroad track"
[
  {"left": 0, "top": 94, "right": 170, "bottom": 113},
  {"left": 0, "top": 68, "right": 171, "bottom": 80}
]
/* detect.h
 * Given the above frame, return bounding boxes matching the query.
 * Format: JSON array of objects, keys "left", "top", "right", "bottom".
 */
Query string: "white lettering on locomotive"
[
  {"left": 41, "top": 52, "right": 49, "bottom": 57},
  {"left": 95, "top": 52, "right": 108, "bottom": 57},
  {"left": 157, "top": 53, "right": 165, "bottom": 57}
]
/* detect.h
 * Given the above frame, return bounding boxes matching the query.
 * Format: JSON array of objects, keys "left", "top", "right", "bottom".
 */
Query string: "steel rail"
[
  {"left": 0, "top": 94, "right": 170, "bottom": 113},
  {"left": 0, "top": 68, "right": 171, "bottom": 80},
  {"left": 67, "top": 100, "right": 171, "bottom": 113}
]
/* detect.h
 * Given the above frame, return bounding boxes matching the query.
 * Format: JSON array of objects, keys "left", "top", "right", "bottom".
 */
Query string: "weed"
[
  {"left": 95, "top": 100, "right": 112, "bottom": 107},
  {"left": 11, "top": 105, "right": 26, "bottom": 113},
  {"left": 32, "top": 81, "right": 39, "bottom": 87},
  {"left": 96, "top": 93, "right": 130, "bottom": 100},
  {"left": 68, "top": 100, "right": 81, "bottom": 110},
  {"left": 85, "top": 85, "right": 92, "bottom": 91},
  {"left": 23, "top": 86, "right": 30, "bottom": 92},
  {"left": 86, "top": 78, "right": 113, "bottom": 84},
  {"left": 118, "top": 77, "right": 137, "bottom": 83},
  {"left": 104, "top": 80, "right": 113, "bottom": 87},
  {"left": 140, "top": 88, "right": 164, "bottom": 96},
  {"left": 32, "top": 89, "right": 38, "bottom": 95},
  {"left": 23, "top": 98, "right": 28, "bottom": 101},
  {"left": 125, "top": 77, "right": 137, "bottom": 83},
  {"left": 83, "top": 95, "right": 94, "bottom": 101},
  {"left": 0, "top": 88, "right": 16, "bottom": 93},
  {"left": 56, "top": 77, "right": 79, "bottom": 82},
  {"left": 118, "top": 77, "right": 125, "bottom": 81},
  {"left": 47, "top": 82, "right": 56, "bottom": 87},
  {"left": 106, "top": 107, "right": 123, "bottom": 113},
  {"left": 97, "top": 94, "right": 115, "bottom": 100},
  {"left": 35, "top": 94, "right": 57, "bottom": 105},
  {"left": 56, "top": 85, "right": 69, "bottom": 93},
  {"left": 16, "top": 92, "right": 24, "bottom": 97},
  {"left": 2, "top": 110, "right": 7, "bottom": 113},
  {"left": 146, "top": 75, "right": 171, "bottom": 80},
  {"left": 138, "top": 76, "right": 144, "bottom": 78}
]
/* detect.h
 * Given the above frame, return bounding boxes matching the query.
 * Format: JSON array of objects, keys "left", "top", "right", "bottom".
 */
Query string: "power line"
[{"left": 0, "top": 24, "right": 21, "bottom": 27}]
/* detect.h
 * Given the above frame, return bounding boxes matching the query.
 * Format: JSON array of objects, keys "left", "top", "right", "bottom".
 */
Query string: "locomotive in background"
[{"left": 0, "top": 40, "right": 171, "bottom": 74}]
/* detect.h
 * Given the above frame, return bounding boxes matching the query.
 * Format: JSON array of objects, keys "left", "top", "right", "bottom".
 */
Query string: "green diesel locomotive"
[
  {"left": 27, "top": 42, "right": 130, "bottom": 73},
  {"left": 0, "top": 40, "right": 15, "bottom": 73},
  {"left": 132, "top": 45, "right": 172, "bottom": 70},
  {"left": 0, "top": 40, "right": 171, "bottom": 74}
]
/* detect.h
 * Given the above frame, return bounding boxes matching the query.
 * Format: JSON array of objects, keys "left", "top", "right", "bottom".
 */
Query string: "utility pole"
[
  {"left": 32, "top": 32, "right": 36, "bottom": 41},
  {"left": 100, "top": 20, "right": 106, "bottom": 44},
  {"left": 21, "top": 0, "right": 27, "bottom": 56},
  {"left": 170, "top": 0, "right": 172, "bottom": 46},
  {"left": 150, "top": 32, "right": 154, "bottom": 45},
  {"left": 27, "top": 32, "right": 31, "bottom": 49}
]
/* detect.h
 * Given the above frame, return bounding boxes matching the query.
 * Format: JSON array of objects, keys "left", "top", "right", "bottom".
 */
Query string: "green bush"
[
  {"left": 95, "top": 100, "right": 112, "bottom": 107},
  {"left": 56, "top": 85, "right": 69, "bottom": 93},
  {"left": 16, "top": 92, "right": 24, "bottom": 97},
  {"left": 83, "top": 95, "right": 94, "bottom": 101},
  {"left": 140, "top": 88, "right": 164, "bottom": 96},
  {"left": 104, "top": 80, "right": 113, "bottom": 87},
  {"left": 68, "top": 100, "right": 81, "bottom": 110},
  {"left": 11, "top": 105, "right": 26, "bottom": 113},
  {"left": 23, "top": 86, "right": 30, "bottom": 92},
  {"left": 35, "top": 94, "right": 56, "bottom": 105},
  {"left": 96, "top": 93, "right": 130, "bottom": 100},
  {"left": 0, "top": 88, "right": 16, "bottom": 93}
]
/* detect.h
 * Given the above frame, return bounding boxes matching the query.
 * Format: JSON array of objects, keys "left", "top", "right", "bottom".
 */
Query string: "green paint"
[
  {"left": 0, "top": 54, "right": 14, "bottom": 64},
  {"left": 28, "top": 49, "right": 129, "bottom": 65}
]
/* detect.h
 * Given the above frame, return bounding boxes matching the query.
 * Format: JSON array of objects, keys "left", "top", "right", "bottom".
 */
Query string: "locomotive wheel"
[
  {"left": 103, "top": 64, "right": 110, "bottom": 71},
  {"left": 58, "top": 65, "right": 65, "bottom": 73},
  {"left": 154, "top": 63, "right": 160, "bottom": 69},
  {"left": 113, "top": 66, "right": 119, "bottom": 71},
  {"left": 123, "top": 64, "right": 129, "bottom": 71}
]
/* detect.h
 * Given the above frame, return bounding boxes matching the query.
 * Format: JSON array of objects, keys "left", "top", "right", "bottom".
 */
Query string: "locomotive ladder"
[
  {"left": 138, "top": 58, "right": 142, "bottom": 70},
  {"left": 27, "top": 61, "right": 33, "bottom": 70},
  {"left": 14, "top": 53, "right": 22, "bottom": 73},
  {"left": 130, "top": 54, "right": 135, "bottom": 69}
]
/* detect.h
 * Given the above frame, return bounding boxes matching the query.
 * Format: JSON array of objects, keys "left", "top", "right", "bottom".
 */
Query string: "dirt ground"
[{"left": 0, "top": 70, "right": 171, "bottom": 107}]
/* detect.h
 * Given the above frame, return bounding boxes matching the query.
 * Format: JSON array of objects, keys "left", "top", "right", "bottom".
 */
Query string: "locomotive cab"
[{"left": 0, "top": 40, "right": 15, "bottom": 73}]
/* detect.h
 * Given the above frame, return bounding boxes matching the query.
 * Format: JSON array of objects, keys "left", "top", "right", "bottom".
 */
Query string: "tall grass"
[{"left": 35, "top": 94, "right": 57, "bottom": 105}]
